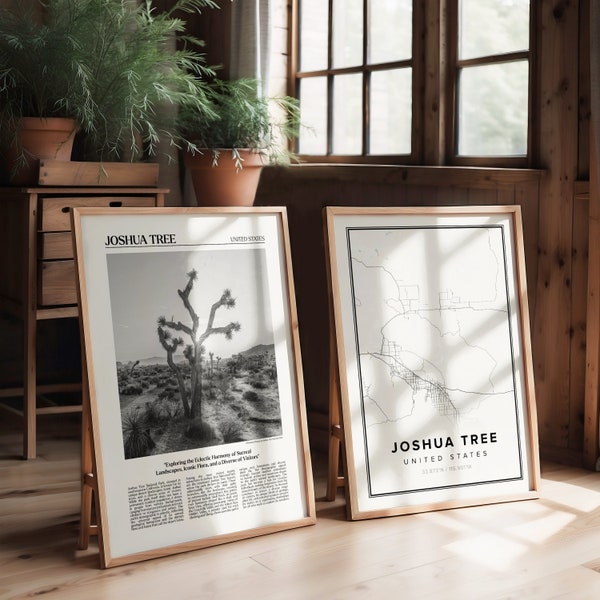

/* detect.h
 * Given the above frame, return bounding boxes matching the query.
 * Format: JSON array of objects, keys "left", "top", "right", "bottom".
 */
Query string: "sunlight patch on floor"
[
  {"left": 506, "top": 509, "right": 575, "bottom": 544},
  {"left": 445, "top": 533, "right": 528, "bottom": 571},
  {"left": 546, "top": 481, "right": 600, "bottom": 513}
]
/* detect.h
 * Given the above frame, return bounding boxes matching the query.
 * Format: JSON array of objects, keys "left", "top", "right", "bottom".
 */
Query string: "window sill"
[{"left": 266, "top": 163, "right": 545, "bottom": 189}]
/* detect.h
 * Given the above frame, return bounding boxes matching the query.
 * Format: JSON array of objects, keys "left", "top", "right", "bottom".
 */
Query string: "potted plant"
[
  {"left": 179, "top": 78, "right": 301, "bottom": 206},
  {"left": 0, "top": 0, "right": 218, "bottom": 184}
]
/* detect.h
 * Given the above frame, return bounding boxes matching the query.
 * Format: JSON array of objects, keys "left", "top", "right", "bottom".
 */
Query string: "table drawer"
[
  {"left": 40, "top": 196, "right": 156, "bottom": 231},
  {"left": 39, "top": 232, "right": 74, "bottom": 260},
  {"left": 38, "top": 260, "right": 77, "bottom": 306}
]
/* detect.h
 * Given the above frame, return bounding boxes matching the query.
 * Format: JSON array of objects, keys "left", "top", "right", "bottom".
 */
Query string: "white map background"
[{"left": 348, "top": 225, "right": 525, "bottom": 495}]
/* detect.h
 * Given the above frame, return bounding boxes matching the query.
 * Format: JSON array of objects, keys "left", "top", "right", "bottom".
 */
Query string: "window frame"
[
  {"left": 289, "top": 0, "right": 535, "bottom": 168},
  {"left": 289, "top": 0, "right": 424, "bottom": 165},
  {"left": 445, "top": 0, "right": 535, "bottom": 168}
]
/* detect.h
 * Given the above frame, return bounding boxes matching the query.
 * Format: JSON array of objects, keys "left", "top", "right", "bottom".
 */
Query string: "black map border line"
[{"left": 344, "top": 224, "right": 525, "bottom": 499}]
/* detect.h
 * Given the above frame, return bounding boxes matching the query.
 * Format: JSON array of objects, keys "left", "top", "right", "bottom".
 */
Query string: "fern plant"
[
  {"left": 0, "top": 0, "right": 218, "bottom": 162},
  {"left": 179, "top": 78, "right": 302, "bottom": 170}
]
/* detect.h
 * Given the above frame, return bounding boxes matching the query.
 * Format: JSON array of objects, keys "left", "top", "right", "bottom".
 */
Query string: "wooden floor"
[{"left": 3, "top": 414, "right": 600, "bottom": 600}]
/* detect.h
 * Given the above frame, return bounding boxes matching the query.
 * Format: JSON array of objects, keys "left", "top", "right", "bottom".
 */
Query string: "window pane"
[
  {"left": 368, "top": 0, "right": 412, "bottom": 64},
  {"left": 460, "top": 0, "right": 529, "bottom": 60},
  {"left": 333, "top": 74, "right": 363, "bottom": 154},
  {"left": 300, "top": 0, "right": 328, "bottom": 71},
  {"left": 457, "top": 61, "right": 528, "bottom": 156},
  {"left": 299, "top": 77, "right": 328, "bottom": 154},
  {"left": 332, "top": 0, "right": 363, "bottom": 68},
  {"left": 370, "top": 69, "right": 411, "bottom": 154}
]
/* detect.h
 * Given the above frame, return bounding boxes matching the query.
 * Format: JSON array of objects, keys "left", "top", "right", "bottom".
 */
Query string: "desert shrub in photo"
[
  {"left": 144, "top": 400, "right": 168, "bottom": 425},
  {"left": 242, "top": 390, "right": 259, "bottom": 402},
  {"left": 120, "top": 381, "right": 143, "bottom": 395},
  {"left": 220, "top": 418, "right": 245, "bottom": 443},
  {"left": 123, "top": 410, "right": 156, "bottom": 459},
  {"left": 250, "top": 376, "right": 267, "bottom": 389}
]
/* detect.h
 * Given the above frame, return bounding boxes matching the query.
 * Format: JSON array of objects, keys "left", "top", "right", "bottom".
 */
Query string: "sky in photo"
[{"left": 106, "top": 247, "right": 273, "bottom": 363}]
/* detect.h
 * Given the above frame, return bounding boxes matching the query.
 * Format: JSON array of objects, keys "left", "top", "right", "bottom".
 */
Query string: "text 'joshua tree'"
[{"left": 157, "top": 269, "right": 240, "bottom": 421}]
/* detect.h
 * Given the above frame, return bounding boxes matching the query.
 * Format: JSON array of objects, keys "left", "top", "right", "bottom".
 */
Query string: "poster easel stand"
[
  {"left": 78, "top": 361, "right": 99, "bottom": 551},
  {"left": 326, "top": 332, "right": 346, "bottom": 501}
]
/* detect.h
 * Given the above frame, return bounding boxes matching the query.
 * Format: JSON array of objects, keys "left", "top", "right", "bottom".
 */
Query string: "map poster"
[
  {"left": 325, "top": 206, "right": 540, "bottom": 520},
  {"left": 72, "top": 207, "right": 315, "bottom": 567}
]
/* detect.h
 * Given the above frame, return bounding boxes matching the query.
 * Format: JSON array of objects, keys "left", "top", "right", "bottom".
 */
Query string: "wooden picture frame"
[
  {"left": 72, "top": 207, "right": 315, "bottom": 567},
  {"left": 325, "top": 206, "right": 540, "bottom": 520}
]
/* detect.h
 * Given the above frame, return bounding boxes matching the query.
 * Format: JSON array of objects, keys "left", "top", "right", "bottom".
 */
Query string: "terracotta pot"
[
  {"left": 4, "top": 117, "right": 78, "bottom": 185},
  {"left": 184, "top": 149, "right": 264, "bottom": 207}
]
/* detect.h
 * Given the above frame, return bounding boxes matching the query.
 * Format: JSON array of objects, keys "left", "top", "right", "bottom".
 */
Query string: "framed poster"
[
  {"left": 72, "top": 207, "right": 315, "bottom": 567},
  {"left": 325, "top": 206, "right": 540, "bottom": 520}
]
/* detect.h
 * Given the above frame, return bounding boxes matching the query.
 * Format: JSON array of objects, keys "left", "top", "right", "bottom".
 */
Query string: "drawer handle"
[
  {"left": 109, "top": 201, "right": 123, "bottom": 208},
  {"left": 61, "top": 207, "right": 70, "bottom": 213}
]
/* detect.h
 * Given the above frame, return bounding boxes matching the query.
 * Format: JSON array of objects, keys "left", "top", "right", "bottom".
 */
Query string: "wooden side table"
[{"left": 0, "top": 187, "right": 167, "bottom": 458}]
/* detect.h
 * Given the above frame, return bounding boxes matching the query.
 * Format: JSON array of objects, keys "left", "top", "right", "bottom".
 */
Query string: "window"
[
  {"left": 294, "top": 0, "right": 414, "bottom": 161},
  {"left": 291, "top": 0, "right": 532, "bottom": 166},
  {"left": 452, "top": 0, "right": 531, "bottom": 162}
]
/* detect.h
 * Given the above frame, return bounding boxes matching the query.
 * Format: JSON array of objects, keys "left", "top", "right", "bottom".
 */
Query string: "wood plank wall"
[{"left": 531, "top": 0, "right": 581, "bottom": 462}]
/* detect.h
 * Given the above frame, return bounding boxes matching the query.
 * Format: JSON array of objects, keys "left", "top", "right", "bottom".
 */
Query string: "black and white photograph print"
[
  {"left": 73, "top": 207, "right": 315, "bottom": 568},
  {"left": 106, "top": 247, "right": 282, "bottom": 460}
]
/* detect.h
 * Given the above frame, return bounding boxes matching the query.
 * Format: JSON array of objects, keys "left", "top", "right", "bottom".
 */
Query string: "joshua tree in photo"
[
  {"left": 157, "top": 269, "right": 240, "bottom": 421},
  {"left": 156, "top": 327, "right": 190, "bottom": 417},
  {"left": 208, "top": 351, "right": 215, "bottom": 397}
]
